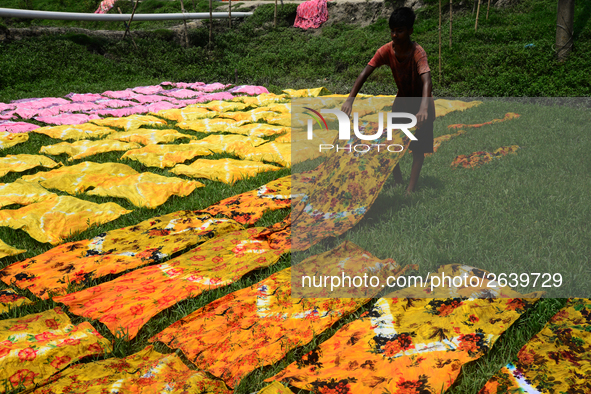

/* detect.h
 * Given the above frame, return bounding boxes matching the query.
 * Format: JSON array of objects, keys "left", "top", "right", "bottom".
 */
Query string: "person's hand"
[
  {"left": 415, "top": 108, "right": 428, "bottom": 128},
  {"left": 341, "top": 98, "right": 354, "bottom": 117}
]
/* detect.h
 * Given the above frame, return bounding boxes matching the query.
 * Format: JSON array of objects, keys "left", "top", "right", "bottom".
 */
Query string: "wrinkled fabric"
[
  {"left": 231, "top": 123, "right": 290, "bottom": 138},
  {"left": 64, "top": 93, "right": 103, "bottom": 102},
  {"left": 201, "top": 176, "right": 291, "bottom": 224},
  {"left": 0, "top": 289, "right": 32, "bottom": 313},
  {"left": 92, "top": 114, "right": 167, "bottom": 131},
  {"left": 0, "top": 121, "right": 40, "bottom": 133},
  {"left": 94, "top": 98, "right": 135, "bottom": 108},
  {"left": 196, "top": 83, "right": 231, "bottom": 92},
  {"left": 203, "top": 100, "right": 249, "bottom": 113},
  {"left": 270, "top": 265, "right": 541, "bottom": 394},
  {"left": 265, "top": 114, "right": 291, "bottom": 127},
  {"left": 160, "top": 88, "right": 204, "bottom": 99},
  {"left": 32, "top": 123, "right": 115, "bottom": 141},
  {"left": 176, "top": 118, "right": 250, "bottom": 133},
  {"left": 232, "top": 93, "right": 289, "bottom": 107},
  {"left": 194, "top": 134, "right": 267, "bottom": 154},
  {"left": 0, "top": 196, "right": 131, "bottom": 245},
  {"left": 0, "top": 180, "right": 57, "bottom": 208},
  {"left": 434, "top": 99, "right": 483, "bottom": 117},
  {"left": 0, "top": 132, "right": 28, "bottom": 150},
  {"left": 121, "top": 144, "right": 213, "bottom": 168},
  {"left": 171, "top": 158, "right": 281, "bottom": 185},
  {"left": 102, "top": 89, "right": 144, "bottom": 100},
  {"left": 132, "top": 94, "right": 172, "bottom": 104},
  {"left": 0, "top": 308, "right": 112, "bottom": 392},
  {"left": 31, "top": 345, "right": 230, "bottom": 394},
  {"left": 34, "top": 113, "right": 100, "bottom": 126},
  {"left": 21, "top": 162, "right": 138, "bottom": 195},
  {"left": 0, "top": 212, "right": 241, "bottom": 299},
  {"left": 40, "top": 139, "right": 141, "bottom": 161},
  {"left": 94, "top": 0, "right": 116, "bottom": 13},
  {"left": 109, "top": 128, "right": 195, "bottom": 145},
  {"left": 0, "top": 239, "right": 26, "bottom": 259},
  {"left": 86, "top": 172, "right": 203, "bottom": 208},
  {"left": 448, "top": 112, "right": 521, "bottom": 130},
  {"left": 294, "top": 0, "right": 329, "bottom": 29},
  {"left": 132, "top": 85, "right": 164, "bottom": 95},
  {"left": 257, "top": 382, "right": 294, "bottom": 394},
  {"left": 153, "top": 106, "right": 218, "bottom": 122},
  {"left": 227, "top": 85, "right": 270, "bottom": 95},
  {"left": 56, "top": 224, "right": 290, "bottom": 340},
  {"left": 451, "top": 145, "right": 520, "bottom": 168},
  {"left": 218, "top": 109, "right": 277, "bottom": 123},
  {"left": 282, "top": 87, "right": 330, "bottom": 97},
  {"left": 12, "top": 98, "right": 69, "bottom": 110},
  {"left": 0, "top": 154, "right": 60, "bottom": 178},
  {"left": 235, "top": 142, "right": 292, "bottom": 167}
]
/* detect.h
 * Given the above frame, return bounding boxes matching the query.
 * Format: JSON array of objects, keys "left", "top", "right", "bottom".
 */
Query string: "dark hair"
[{"left": 389, "top": 7, "right": 416, "bottom": 30}]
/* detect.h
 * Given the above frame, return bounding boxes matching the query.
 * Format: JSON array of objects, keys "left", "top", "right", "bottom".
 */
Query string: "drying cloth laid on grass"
[
  {"left": 150, "top": 264, "right": 368, "bottom": 388},
  {"left": 0, "top": 212, "right": 240, "bottom": 299},
  {"left": 29, "top": 345, "right": 230, "bottom": 394},
  {"left": 232, "top": 93, "right": 289, "bottom": 107},
  {"left": 153, "top": 106, "right": 218, "bottom": 122},
  {"left": 230, "top": 123, "right": 291, "bottom": 138},
  {"left": 257, "top": 382, "right": 294, "bottom": 394},
  {"left": 264, "top": 114, "right": 291, "bottom": 127},
  {"left": 434, "top": 99, "right": 483, "bottom": 117},
  {"left": 227, "top": 85, "right": 269, "bottom": 95},
  {"left": 20, "top": 161, "right": 139, "bottom": 195},
  {"left": 217, "top": 109, "right": 278, "bottom": 123},
  {"left": 0, "top": 132, "right": 28, "bottom": 150},
  {"left": 203, "top": 100, "right": 250, "bottom": 113},
  {"left": 0, "top": 180, "right": 57, "bottom": 208},
  {"left": 235, "top": 142, "right": 291, "bottom": 167},
  {"left": 176, "top": 118, "right": 251, "bottom": 134},
  {"left": 32, "top": 123, "right": 116, "bottom": 141},
  {"left": 0, "top": 307, "right": 112, "bottom": 392},
  {"left": 479, "top": 298, "right": 591, "bottom": 394},
  {"left": 293, "top": 0, "right": 329, "bottom": 29},
  {"left": 121, "top": 143, "right": 213, "bottom": 168},
  {"left": 270, "top": 264, "right": 542, "bottom": 394},
  {"left": 133, "top": 85, "right": 165, "bottom": 95},
  {"left": 0, "top": 196, "right": 131, "bottom": 245},
  {"left": 56, "top": 224, "right": 290, "bottom": 340},
  {"left": 0, "top": 240, "right": 26, "bottom": 260},
  {"left": 451, "top": 145, "right": 520, "bottom": 169},
  {"left": 282, "top": 87, "right": 331, "bottom": 97},
  {"left": 171, "top": 158, "right": 282, "bottom": 185},
  {"left": 64, "top": 93, "right": 103, "bottom": 102},
  {"left": 40, "top": 139, "right": 141, "bottom": 161},
  {"left": 0, "top": 121, "right": 40, "bottom": 133},
  {"left": 448, "top": 112, "right": 521, "bottom": 130},
  {"left": 85, "top": 172, "right": 203, "bottom": 208},
  {"left": 0, "top": 289, "right": 32, "bottom": 313},
  {"left": 201, "top": 176, "right": 291, "bottom": 225},
  {"left": 109, "top": 129, "right": 195, "bottom": 145},
  {"left": 92, "top": 114, "right": 167, "bottom": 131},
  {"left": 34, "top": 114, "right": 100, "bottom": 126},
  {"left": 193, "top": 134, "right": 267, "bottom": 155},
  {"left": 0, "top": 155, "right": 60, "bottom": 178}
]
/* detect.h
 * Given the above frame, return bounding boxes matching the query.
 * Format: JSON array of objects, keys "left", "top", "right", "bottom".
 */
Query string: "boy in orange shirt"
[{"left": 341, "top": 7, "right": 435, "bottom": 195}]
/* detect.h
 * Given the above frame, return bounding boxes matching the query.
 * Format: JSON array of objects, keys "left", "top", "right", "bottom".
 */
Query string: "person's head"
[{"left": 389, "top": 7, "right": 415, "bottom": 44}]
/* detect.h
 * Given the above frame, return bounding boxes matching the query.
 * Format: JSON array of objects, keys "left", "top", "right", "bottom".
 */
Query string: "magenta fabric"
[
  {"left": 0, "top": 121, "right": 40, "bottom": 133},
  {"left": 132, "top": 85, "right": 164, "bottom": 95},
  {"left": 161, "top": 82, "right": 206, "bottom": 89},
  {"left": 65, "top": 93, "right": 104, "bottom": 102},
  {"left": 294, "top": 0, "right": 329, "bottom": 29},
  {"left": 94, "top": 0, "right": 116, "bottom": 13},
  {"left": 34, "top": 113, "right": 100, "bottom": 125},
  {"left": 227, "top": 85, "right": 269, "bottom": 95}
]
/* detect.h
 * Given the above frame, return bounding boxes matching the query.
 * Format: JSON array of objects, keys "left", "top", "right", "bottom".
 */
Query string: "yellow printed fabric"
[
  {"left": 0, "top": 213, "right": 242, "bottom": 299},
  {"left": 176, "top": 118, "right": 250, "bottom": 134},
  {"left": 109, "top": 128, "right": 195, "bottom": 145},
  {"left": 232, "top": 93, "right": 289, "bottom": 107},
  {"left": 0, "top": 289, "right": 32, "bottom": 313},
  {"left": 257, "top": 382, "right": 294, "bottom": 394},
  {"left": 121, "top": 143, "right": 213, "bottom": 168},
  {"left": 0, "top": 239, "right": 26, "bottom": 259},
  {"left": 270, "top": 265, "right": 541, "bottom": 394},
  {"left": 0, "top": 180, "right": 57, "bottom": 208},
  {"left": 30, "top": 345, "right": 230, "bottom": 394},
  {"left": 32, "top": 123, "right": 115, "bottom": 141},
  {"left": 235, "top": 142, "right": 291, "bottom": 167},
  {"left": 282, "top": 87, "right": 331, "bottom": 97},
  {"left": 154, "top": 106, "right": 218, "bottom": 122},
  {"left": 479, "top": 298, "right": 591, "bottom": 394},
  {"left": 194, "top": 134, "right": 267, "bottom": 154},
  {"left": 86, "top": 172, "right": 203, "bottom": 208},
  {"left": 203, "top": 100, "right": 249, "bottom": 112},
  {"left": 231, "top": 123, "right": 290, "bottom": 138},
  {"left": 0, "top": 132, "right": 28, "bottom": 150},
  {"left": 20, "top": 161, "right": 138, "bottom": 195},
  {"left": 0, "top": 307, "right": 112, "bottom": 392},
  {"left": 171, "top": 158, "right": 281, "bottom": 185},
  {"left": 56, "top": 224, "right": 290, "bottom": 340},
  {"left": 0, "top": 155, "right": 60, "bottom": 178},
  {"left": 434, "top": 99, "right": 483, "bottom": 117},
  {"left": 40, "top": 139, "right": 141, "bottom": 161},
  {"left": 0, "top": 196, "right": 131, "bottom": 245},
  {"left": 92, "top": 114, "right": 167, "bottom": 131}
]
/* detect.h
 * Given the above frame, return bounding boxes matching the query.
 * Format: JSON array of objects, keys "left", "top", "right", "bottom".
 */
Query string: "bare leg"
[
  {"left": 392, "top": 163, "right": 403, "bottom": 186},
  {"left": 406, "top": 151, "right": 425, "bottom": 195}
]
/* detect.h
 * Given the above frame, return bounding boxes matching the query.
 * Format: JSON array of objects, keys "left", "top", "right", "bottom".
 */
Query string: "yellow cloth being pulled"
[
  {"left": 0, "top": 179, "right": 57, "bottom": 208},
  {"left": 86, "top": 172, "right": 203, "bottom": 208},
  {"left": 0, "top": 239, "right": 26, "bottom": 259},
  {"left": 0, "top": 154, "right": 60, "bottom": 178},
  {"left": 235, "top": 142, "right": 291, "bottom": 167},
  {"left": 0, "top": 132, "right": 29, "bottom": 150},
  {"left": 92, "top": 114, "right": 167, "bottom": 131},
  {"left": 32, "top": 123, "right": 115, "bottom": 141},
  {"left": 121, "top": 143, "right": 213, "bottom": 168},
  {"left": 108, "top": 128, "right": 195, "bottom": 145},
  {"left": 171, "top": 158, "right": 281, "bottom": 184},
  {"left": 0, "top": 195, "right": 131, "bottom": 244}
]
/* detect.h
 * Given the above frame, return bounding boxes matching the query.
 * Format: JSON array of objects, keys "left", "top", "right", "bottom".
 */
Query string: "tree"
[{"left": 556, "top": 0, "right": 575, "bottom": 61}]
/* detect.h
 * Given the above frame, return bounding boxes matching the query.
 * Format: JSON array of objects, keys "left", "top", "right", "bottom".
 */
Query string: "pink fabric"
[
  {"left": 102, "top": 90, "right": 143, "bottom": 100},
  {"left": 145, "top": 101, "right": 180, "bottom": 113},
  {"left": 201, "top": 92, "right": 234, "bottom": 101},
  {"left": 132, "top": 85, "right": 164, "bottom": 95},
  {"left": 14, "top": 108, "right": 42, "bottom": 119},
  {"left": 294, "top": 0, "right": 329, "bottom": 29},
  {"left": 0, "top": 121, "right": 40, "bottom": 133},
  {"left": 227, "top": 85, "right": 269, "bottom": 95},
  {"left": 160, "top": 89, "right": 204, "bottom": 99},
  {"left": 196, "top": 82, "right": 231, "bottom": 92},
  {"left": 13, "top": 98, "right": 69, "bottom": 110},
  {"left": 0, "top": 104, "right": 15, "bottom": 112},
  {"left": 133, "top": 95, "right": 174, "bottom": 104},
  {"left": 161, "top": 82, "right": 206, "bottom": 89},
  {"left": 65, "top": 93, "right": 104, "bottom": 102},
  {"left": 94, "top": 0, "right": 116, "bottom": 13},
  {"left": 95, "top": 99, "right": 136, "bottom": 108},
  {"left": 0, "top": 111, "right": 16, "bottom": 120},
  {"left": 34, "top": 113, "right": 100, "bottom": 125},
  {"left": 92, "top": 106, "right": 150, "bottom": 117}
]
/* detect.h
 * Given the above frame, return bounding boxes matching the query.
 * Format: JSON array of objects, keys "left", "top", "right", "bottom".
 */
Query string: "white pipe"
[{"left": 0, "top": 8, "right": 252, "bottom": 21}]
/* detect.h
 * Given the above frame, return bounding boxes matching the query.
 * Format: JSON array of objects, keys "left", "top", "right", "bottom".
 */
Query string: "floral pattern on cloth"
[
  {"left": 257, "top": 381, "right": 294, "bottom": 394},
  {"left": 478, "top": 298, "right": 591, "bottom": 394},
  {"left": 91, "top": 114, "right": 167, "bottom": 131},
  {"left": 0, "top": 155, "right": 60, "bottom": 178},
  {"left": 85, "top": 172, "right": 203, "bottom": 208},
  {"left": 39, "top": 139, "right": 141, "bottom": 161},
  {"left": 0, "top": 212, "right": 241, "bottom": 299},
  {"left": 201, "top": 176, "right": 291, "bottom": 225},
  {"left": 0, "top": 240, "right": 26, "bottom": 260},
  {"left": 0, "top": 180, "right": 57, "bottom": 208},
  {"left": 448, "top": 112, "right": 521, "bottom": 130},
  {"left": 121, "top": 143, "right": 214, "bottom": 168},
  {"left": 293, "top": 0, "right": 329, "bottom": 30},
  {"left": 170, "top": 158, "right": 282, "bottom": 185},
  {"left": 30, "top": 345, "right": 230, "bottom": 394},
  {"left": 269, "top": 265, "right": 543, "bottom": 394},
  {"left": 451, "top": 145, "right": 520, "bottom": 169},
  {"left": 0, "top": 308, "right": 112, "bottom": 392},
  {"left": 150, "top": 266, "right": 367, "bottom": 388},
  {"left": 108, "top": 129, "right": 195, "bottom": 145},
  {"left": 0, "top": 196, "right": 131, "bottom": 245},
  {"left": 0, "top": 289, "right": 32, "bottom": 313},
  {"left": 0, "top": 132, "right": 29, "bottom": 150},
  {"left": 55, "top": 224, "right": 289, "bottom": 340},
  {"left": 32, "top": 123, "right": 115, "bottom": 141},
  {"left": 235, "top": 142, "right": 292, "bottom": 167}
]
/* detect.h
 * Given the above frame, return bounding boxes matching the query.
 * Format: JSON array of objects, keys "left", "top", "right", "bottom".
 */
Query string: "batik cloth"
[
  {"left": 170, "top": 158, "right": 281, "bottom": 185},
  {"left": 257, "top": 381, "right": 294, "bottom": 394},
  {"left": 479, "top": 298, "right": 591, "bottom": 394},
  {"left": 448, "top": 112, "right": 520, "bottom": 130},
  {"left": 282, "top": 87, "right": 331, "bottom": 97},
  {"left": 0, "top": 308, "right": 111, "bottom": 392},
  {"left": 0, "top": 180, "right": 57, "bottom": 208},
  {"left": 39, "top": 139, "right": 141, "bottom": 161},
  {"left": 235, "top": 142, "right": 291, "bottom": 167},
  {"left": 451, "top": 145, "right": 520, "bottom": 168},
  {"left": 120, "top": 144, "right": 213, "bottom": 168},
  {"left": 108, "top": 129, "right": 195, "bottom": 145},
  {"left": 0, "top": 239, "right": 27, "bottom": 260},
  {"left": 293, "top": 0, "right": 329, "bottom": 29},
  {"left": 56, "top": 224, "right": 290, "bottom": 340},
  {"left": 433, "top": 99, "right": 483, "bottom": 117},
  {"left": 0, "top": 212, "right": 241, "bottom": 299},
  {"left": 0, "top": 288, "right": 32, "bottom": 313},
  {"left": 92, "top": 114, "right": 167, "bottom": 131},
  {"left": 0, "top": 155, "right": 60, "bottom": 178},
  {"left": 230, "top": 123, "right": 290, "bottom": 138},
  {"left": 153, "top": 106, "right": 218, "bottom": 122},
  {"left": 193, "top": 134, "right": 267, "bottom": 155},
  {"left": 176, "top": 118, "right": 251, "bottom": 134},
  {"left": 0, "top": 132, "right": 29, "bottom": 150},
  {"left": 232, "top": 94, "right": 289, "bottom": 107},
  {"left": 32, "top": 123, "right": 115, "bottom": 141}
]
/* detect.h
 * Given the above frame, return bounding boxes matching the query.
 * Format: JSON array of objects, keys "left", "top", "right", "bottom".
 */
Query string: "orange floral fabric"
[
  {"left": 0, "top": 132, "right": 29, "bottom": 150},
  {"left": 0, "top": 289, "right": 32, "bottom": 313},
  {"left": 0, "top": 155, "right": 60, "bottom": 178},
  {"left": 31, "top": 345, "right": 230, "bottom": 394},
  {"left": 0, "top": 307, "right": 111, "bottom": 392},
  {"left": 0, "top": 212, "right": 241, "bottom": 299},
  {"left": 448, "top": 112, "right": 520, "bottom": 130},
  {"left": 451, "top": 145, "right": 520, "bottom": 169},
  {"left": 56, "top": 224, "right": 290, "bottom": 340}
]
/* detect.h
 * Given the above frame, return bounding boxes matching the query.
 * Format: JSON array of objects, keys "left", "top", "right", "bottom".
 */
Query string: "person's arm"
[
  {"left": 341, "top": 65, "right": 376, "bottom": 117},
  {"left": 415, "top": 71, "right": 432, "bottom": 127}
]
